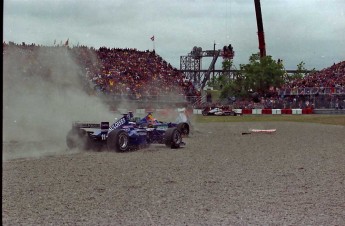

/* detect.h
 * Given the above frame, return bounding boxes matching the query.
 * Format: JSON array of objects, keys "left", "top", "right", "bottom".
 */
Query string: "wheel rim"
[
  {"left": 173, "top": 131, "right": 181, "bottom": 145},
  {"left": 119, "top": 134, "right": 128, "bottom": 150}
]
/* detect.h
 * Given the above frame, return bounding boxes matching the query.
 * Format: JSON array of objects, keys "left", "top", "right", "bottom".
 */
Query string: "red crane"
[{"left": 254, "top": 0, "right": 266, "bottom": 58}]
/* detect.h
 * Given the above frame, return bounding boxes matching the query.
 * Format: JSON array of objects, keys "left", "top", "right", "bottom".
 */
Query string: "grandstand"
[
  {"left": 3, "top": 42, "right": 344, "bottom": 110},
  {"left": 3, "top": 42, "right": 200, "bottom": 109},
  {"left": 277, "top": 61, "right": 345, "bottom": 109}
]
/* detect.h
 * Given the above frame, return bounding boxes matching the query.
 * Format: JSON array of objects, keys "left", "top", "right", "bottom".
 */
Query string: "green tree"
[
  {"left": 219, "top": 53, "right": 285, "bottom": 99},
  {"left": 239, "top": 53, "right": 285, "bottom": 95},
  {"left": 284, "top": 61, "right": 316, "bottom": 82}
]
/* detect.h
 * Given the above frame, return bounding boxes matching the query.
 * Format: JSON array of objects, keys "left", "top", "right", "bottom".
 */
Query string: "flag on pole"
[
  {"left": 64, "top": 38, "right": 69, "bottom": 46},
  {"left": 150, "top": 35, "right": 154, "bottom": 41}
]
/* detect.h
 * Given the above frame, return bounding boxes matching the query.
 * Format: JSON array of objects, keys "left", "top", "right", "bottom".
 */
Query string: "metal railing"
[{"left": 278, "top": 87, "right": 345, "bottom": 96}]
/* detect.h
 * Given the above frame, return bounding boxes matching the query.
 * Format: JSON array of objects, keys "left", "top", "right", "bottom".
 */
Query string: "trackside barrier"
[
  {"left": 189, "top": 108, "right": 311, "bottom": 115},
  {"left": 262, "top": 109, "right": 272, "bottom": 114},
  {"left": 115, "top": 108, "right": 314, "bottom": 115},
  {"left": 281, "top": 109, "right": 292, "bottom": 114},
  {"left": 155, "top": 109, "right": 165, "bottom": 114},
  {"left": 145, "top": 108, "right": 155, "bottom": 113},
  {"left": 272, "top": 109, "right": 282, "bottom": 114},
  {"left": 252, "top": 109, "right": 262, "bottom": 115},
  {"left": 156, "top": 109, "right": 173, "bottom": 117},
  {"left": 117, "top": 108, "right": 128, "bottom": 114},
  {"left": 136, "top": 109, "right": 145, "bottom": 114},
  {"left": 292, "top": 109, "right": 302, "bottom": 115},
  {"left": 193, "top": 109, "right": 203, "bottom": 115},
  {"left": 233, "top": 109, "right": 242, "bottom": 114},
  {"left": 302, "top": 108, "right": 313, "bottom": 114},
  {"left": 242, "top": 109, "right": 252, "bottom": 114}
]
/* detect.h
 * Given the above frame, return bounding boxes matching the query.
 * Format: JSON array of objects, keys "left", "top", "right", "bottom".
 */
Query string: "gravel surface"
[{"left": 3, "top": 122, "right": 345, "bottom": 225}]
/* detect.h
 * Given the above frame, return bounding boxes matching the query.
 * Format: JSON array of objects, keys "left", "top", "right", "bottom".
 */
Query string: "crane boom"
[{"left": 254, "top": 0, "right": 266, "bottom": 58}]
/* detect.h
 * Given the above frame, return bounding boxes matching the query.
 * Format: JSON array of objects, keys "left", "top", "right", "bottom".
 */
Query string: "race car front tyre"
[
  {"left": 165, "top": 128, "right": 182, "bottom": 149},
  {"left": 66, "top": 129, "right": 92, "bottom": 150},
  {"left": 107, "top": 129, "right": 130, "bottom": 152},
  {"left": 177, "top": 123, "right": 190, "bottom": 136}
]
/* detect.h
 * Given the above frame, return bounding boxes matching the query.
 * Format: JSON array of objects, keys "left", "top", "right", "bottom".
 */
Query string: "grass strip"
[{"left": 193, "top": 114, "right": 345, "bottom": 126}]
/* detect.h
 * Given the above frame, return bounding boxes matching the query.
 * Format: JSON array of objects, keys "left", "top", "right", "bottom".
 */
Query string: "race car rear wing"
[
  {"left": 108, "top": 114, "right": 130, "bottom": 134},
  {"left": 72, "top": 121, "right": 110, "bottom": 129}
]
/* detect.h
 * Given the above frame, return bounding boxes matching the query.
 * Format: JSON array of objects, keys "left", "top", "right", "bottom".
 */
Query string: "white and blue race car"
[{"left": 66, "top": 113, "right": 184, "bottom": 152}]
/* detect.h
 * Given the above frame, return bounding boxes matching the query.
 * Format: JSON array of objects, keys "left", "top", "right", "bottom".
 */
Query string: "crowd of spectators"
[
  {"left": 3, "top": 42, "right": 200, "bottom": 104},
  {"left": 274, "top": 61, "right": 344, "bottom": 109},
  {"left": 71, "top": 46, "right": 200, "bottom": 101},
  {"left": 200, "top": 61, "right": 345, "bottom": 110},
  {"left": 3, "top": 41, "right": 344, "bottom": 109},
  {"left": 279, "top": 61, "right": 345, "bottom": 96}
]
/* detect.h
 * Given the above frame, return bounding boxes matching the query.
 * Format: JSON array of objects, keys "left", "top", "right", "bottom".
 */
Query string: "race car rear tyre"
[
  {"left": 165, "top": 128, "right": 182, "bottom": 149},
  {"left": 107, "top": 129, "right": 130, "bottom": 152},
  {"left": 66, "top": 129, "right": 92, "bottom": 150},
  {"left": 177, "top": 123, "right": 190, "bottom": 136}
]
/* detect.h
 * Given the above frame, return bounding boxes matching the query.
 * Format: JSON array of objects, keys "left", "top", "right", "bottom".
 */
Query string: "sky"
[{"left": 3, "top": 0, "right": 345, "bottom": 70}]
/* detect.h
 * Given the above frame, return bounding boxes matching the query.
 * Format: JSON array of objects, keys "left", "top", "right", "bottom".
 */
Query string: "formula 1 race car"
[
  {"left": 66, "top": 113, "right": 184, "bottom": 152},
  {"left": 202, "top": 107, "right": 240, "bottom": 116}
]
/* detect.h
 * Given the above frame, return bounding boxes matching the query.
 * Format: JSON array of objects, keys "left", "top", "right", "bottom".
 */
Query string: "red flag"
[{"left": 150, "top": 36, "right": 154, "bottom": 41}]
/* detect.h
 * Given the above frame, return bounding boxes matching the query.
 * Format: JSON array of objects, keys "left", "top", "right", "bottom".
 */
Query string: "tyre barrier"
[
  {"left": 281, "top": 109, "right": 292, "bottom": 114},
  {"left": 242, "top": 109, "right": 252, "bottom": 114},
  {"left": 262, "top": 109, "right": 272, "bottom": 114}
]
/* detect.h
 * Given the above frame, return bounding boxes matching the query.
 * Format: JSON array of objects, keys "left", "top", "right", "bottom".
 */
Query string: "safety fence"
[{"left": 278, "top": 87, "right": 345, "bottom": 96}]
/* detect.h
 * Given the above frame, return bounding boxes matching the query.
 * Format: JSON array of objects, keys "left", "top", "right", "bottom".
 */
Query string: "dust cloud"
[{"left": 3, "top": 46, "right": 118, "bottom": 160}]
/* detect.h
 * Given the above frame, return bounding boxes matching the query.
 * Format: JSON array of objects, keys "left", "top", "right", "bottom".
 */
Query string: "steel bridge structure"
[{"left": 180, "top": 46, "right": 235, "bottom": 90}]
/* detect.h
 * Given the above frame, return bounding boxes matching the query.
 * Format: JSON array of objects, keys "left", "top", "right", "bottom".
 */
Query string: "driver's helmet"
[
  {"left": 146, "top": 113, "right": 156, "bottom": 125},
  {"left": 128, "top": 111, "right": 134, "bottom": 120}
]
